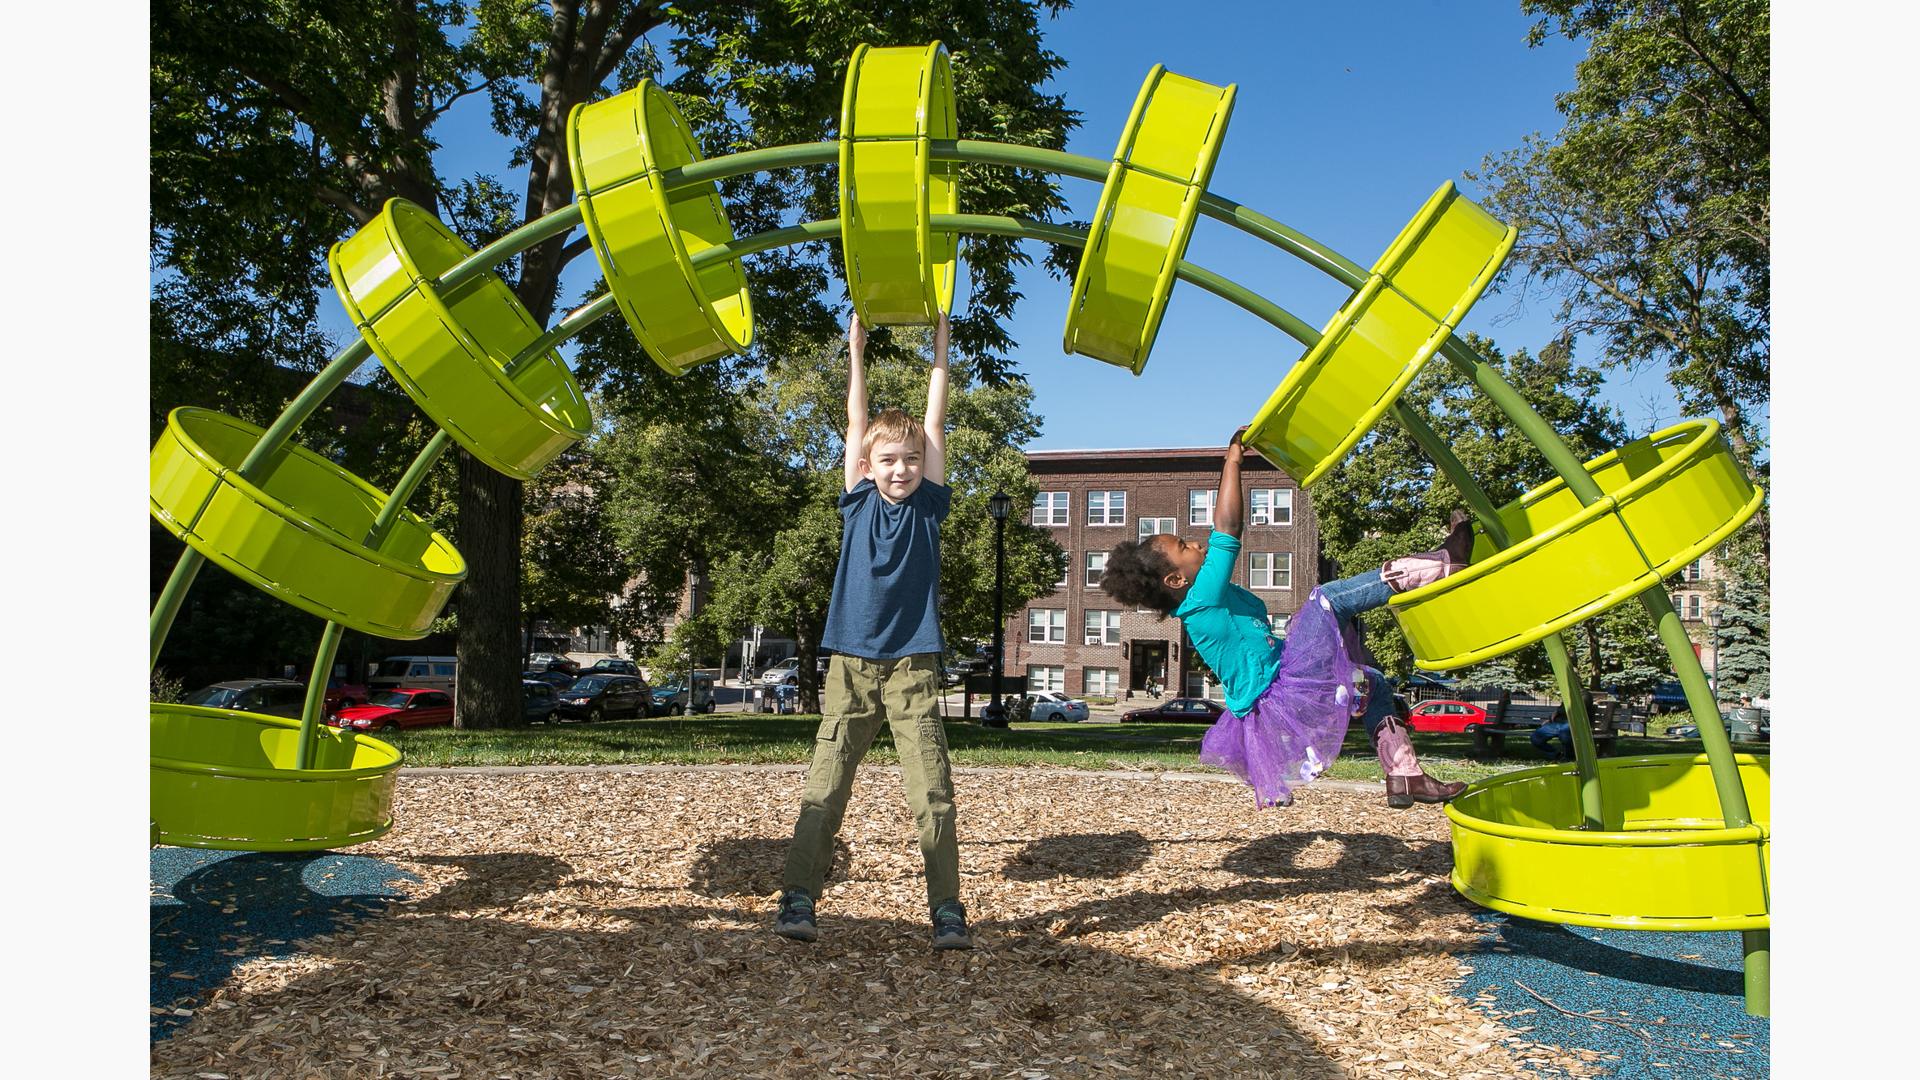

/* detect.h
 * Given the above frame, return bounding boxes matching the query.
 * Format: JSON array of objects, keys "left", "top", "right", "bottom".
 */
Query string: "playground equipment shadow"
[{"left": 149, "top": 848, "right": 417, "bottom": 1042}]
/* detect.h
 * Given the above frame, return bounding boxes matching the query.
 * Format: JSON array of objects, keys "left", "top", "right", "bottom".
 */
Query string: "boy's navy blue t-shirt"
[{"left": 820, "top": 478, "right": 951, "bottom": 660}]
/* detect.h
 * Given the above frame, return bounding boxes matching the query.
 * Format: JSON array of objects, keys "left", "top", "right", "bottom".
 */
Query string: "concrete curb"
[{"left": 398, "top": 761, "right": 1389, "bottom": 795}]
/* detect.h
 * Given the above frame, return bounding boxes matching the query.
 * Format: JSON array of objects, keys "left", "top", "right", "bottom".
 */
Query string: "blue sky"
[{"left": 315, "top": 0, "right": 1716, "bottom": 452}]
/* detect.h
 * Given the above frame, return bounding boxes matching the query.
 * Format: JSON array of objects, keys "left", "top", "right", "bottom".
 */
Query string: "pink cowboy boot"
[
  {"left": 1382, "top": 510, "right": 1476, "bottom": 594},
  {"left": 1372, "top": 715, "right": 1466, "bottom": 809}
]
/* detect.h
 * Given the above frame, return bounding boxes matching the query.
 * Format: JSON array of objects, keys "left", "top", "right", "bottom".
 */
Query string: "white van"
[{"left": 370, "top": 655, "right": 457, "bottom": 694}]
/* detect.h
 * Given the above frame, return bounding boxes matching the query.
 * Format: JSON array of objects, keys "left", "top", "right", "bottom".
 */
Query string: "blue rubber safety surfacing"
[
  {"left": 1454, "top": 912, "right": 1769, "bottom": 1078},
  {"left": 150, "top": 848, "right": 416, "bottom": 1042}
]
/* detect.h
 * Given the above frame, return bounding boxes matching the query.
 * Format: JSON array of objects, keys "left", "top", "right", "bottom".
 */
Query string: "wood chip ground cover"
[{"left": 153, "top": 769, "right": 1593, "bottom": 1078}]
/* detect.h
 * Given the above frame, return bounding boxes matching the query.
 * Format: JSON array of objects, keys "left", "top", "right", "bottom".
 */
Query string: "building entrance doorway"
[{"left": 1129, "top": 640, "right": 1169, "bottom": 695}]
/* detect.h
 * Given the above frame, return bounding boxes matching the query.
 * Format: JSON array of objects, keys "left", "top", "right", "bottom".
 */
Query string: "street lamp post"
[
  {"left": 1706, "top": 606, "right": 1725, "bottom": 701},
  {"left": 984, "top": 491, "right": 1012, "bottom": 728},
  {"left": 685, "top": 568, "right": 702, "bottom": 716}
]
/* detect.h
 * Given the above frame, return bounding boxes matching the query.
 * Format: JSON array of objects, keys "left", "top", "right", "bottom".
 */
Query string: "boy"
[{"left": 775, "top": 313, "right": 970, "bottom": 950}]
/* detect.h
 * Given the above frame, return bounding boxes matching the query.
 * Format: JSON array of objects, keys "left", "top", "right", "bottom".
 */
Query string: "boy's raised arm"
[
  {"left": 923, "top": 313, "right": 949, "bottom": 485},
  {"left": 844, "top": 315, "right": 869, "bottom": 493}
]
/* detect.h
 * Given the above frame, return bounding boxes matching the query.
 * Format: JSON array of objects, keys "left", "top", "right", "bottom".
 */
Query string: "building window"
[
  {"left": 1269, "top": 612, "right": 1290, "bottom": 635},
  {"left": 1189, "top": 489, "right": 1216, "bottom": 526},
  {"left": 1685, "top": 558, "right": 1703, "bottom": 582},
  {"left": 1251, "top": 488, "right": 1293, "bottom": 526},
  {"left": 1087, "top": 490, "right": 1127, "bottom": 526},
  {"left": 1686, "top": 594, "right": 1702, "bottom": 619},
  {"left": 1032, "top": 491, "right": 1069, "bottom": 526},
  {"left": 1027, "top": 608, "right": 1066, "bottom": 644},
  {"left": 1084, "top": 667, "right": 1121, "bottom": 697},
  {"left": 1139, "top": 517, "right": 1176, "bottom": 539},
  {"left": 1053, "top": 553, "right": 1069, "bottom": 590},
  {"left": 1248, "top": 552, "right": 1292, "bottom": 589},
  {"left": 1085, "top": 551, "right": 1108, "bottom": 587},
  {"left": 1084, "top": 610, "right": 1121, "bottom": 645},
  {"left": 1027, "top": 665, "right": 1065, "bottom": 693}
]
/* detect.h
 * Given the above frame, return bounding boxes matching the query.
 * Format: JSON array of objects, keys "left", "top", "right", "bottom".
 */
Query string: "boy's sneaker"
[
  {"left": 931, "top": 900, "right": 973, "bottom": 950},
  {"left": 774, "top": 888, "right": 818, "bottom": 942}
]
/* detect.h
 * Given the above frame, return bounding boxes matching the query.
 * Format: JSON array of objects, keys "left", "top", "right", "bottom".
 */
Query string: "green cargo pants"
[{"left": 783, "top": 652, "right": 960, "bottom": 910}]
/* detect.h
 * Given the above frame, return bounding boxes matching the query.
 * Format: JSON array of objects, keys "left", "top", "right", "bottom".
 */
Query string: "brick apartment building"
[{"left": 1005, "top": 446, "right": 1320, "bottom": 701}]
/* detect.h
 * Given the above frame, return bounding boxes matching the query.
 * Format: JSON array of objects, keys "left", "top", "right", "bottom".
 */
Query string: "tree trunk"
[{"left": 455, "top": 449, "right": 526, "bottom": 729}]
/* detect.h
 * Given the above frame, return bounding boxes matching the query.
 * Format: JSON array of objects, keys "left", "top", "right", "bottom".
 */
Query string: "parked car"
[
  {"left": 1404, "top": 699, "right": 1494, "bottom": 734},
  {"left": 586, "top": 658, "right": 640, "bottom": 676},
  {"left": 1024, "top": 690, "right": 1090, "bottom": 723},
  {"left": 555, "top": 674, "right": 649, "bottom": 722},
  {"left": 182, "top": 678, "right": 310, "bottom": 719},
  {"left": 329, "top": 688, "right": 456, "bottom": 732},
  {"left": 523, "top": 668, "right": 577, "bottom": 690},
  {"left": 1671, "top": 707, "right": 1770, "bottom": 743},
  {"left": 758, "top": 657, "right": 802, "bottom": 686},
  {"left": 326, "top": 675, "right": 369, "bottom": 712},
  {"left": 527, "top": 653, "right": 581, "bottom": 676},
  {"left": 758, "top": 656, "right": 827, "bottom": 686},
  {"left": 650, "top": 673, "right": 717, "bottom": 716},
  {"left": 182, "top": 677, "right": 362, "bottom": 719},
  {"left": 370, "top": 655, "right": 457, "bottom": 695},
  {"left": 522, "top": 680, "right": 559, "bottom": 723},
  {"left": 1121, "top": 697, "right": 1226, "bottom": 723}
]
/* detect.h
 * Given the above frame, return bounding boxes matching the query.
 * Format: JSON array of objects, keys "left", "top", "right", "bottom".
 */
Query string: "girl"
[{"left": 1102, "top": 430, "right": 1472, "bottom": 808}]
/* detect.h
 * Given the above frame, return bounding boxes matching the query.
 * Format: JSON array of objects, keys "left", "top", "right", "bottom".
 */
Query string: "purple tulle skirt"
[{"left": 1199, "top": 587, "right": 1361, "bottom": 807}]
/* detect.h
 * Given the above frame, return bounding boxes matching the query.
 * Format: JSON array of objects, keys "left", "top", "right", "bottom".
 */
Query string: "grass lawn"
[{"left": 380, "top": 712, "right": 1743, "bottom": 782}]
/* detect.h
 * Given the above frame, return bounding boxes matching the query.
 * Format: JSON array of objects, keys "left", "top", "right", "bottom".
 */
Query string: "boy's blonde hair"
[{"left": 861, "top": 408, "right": 926, "bottom": 459}]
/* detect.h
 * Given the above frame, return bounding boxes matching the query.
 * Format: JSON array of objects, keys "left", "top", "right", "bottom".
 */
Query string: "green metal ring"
[
  {"left": 839, "top": 41, "right": 959, "bottom": 326},
  {"left": 149, "top": 407, "right": 466, "bottom": 638},
  {"left": 1062, "top": 65, "right": 1236, "bottom": 373},
  {"left": 151, "top": 703, "right": 400, "bottom": 852},
  {"left": 568, "top": 81, "right": 754, "bottom": 374},
  {"left": 328, "top": 199, "right": 591, "bottom": 479},
  {"left": 1243, "top": 182, "right": 1515, "bottom": 487},
  {"left": 1389, "top": 420, "right": 1765, "bottom": 670}
]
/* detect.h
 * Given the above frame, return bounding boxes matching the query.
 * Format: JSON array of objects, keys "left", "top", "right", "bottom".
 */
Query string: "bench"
[{"left": 1469, "top": 701, "right": 1623, "bottom": 758}]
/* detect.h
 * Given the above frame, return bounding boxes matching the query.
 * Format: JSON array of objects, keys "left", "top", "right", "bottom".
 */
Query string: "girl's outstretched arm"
[{"left": 1215, "top": 427, "right": 1247, "bottom": 540}]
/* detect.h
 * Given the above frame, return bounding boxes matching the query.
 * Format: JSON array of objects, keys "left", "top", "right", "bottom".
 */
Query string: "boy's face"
[
  {"left": 1150, "top": 533, "right": 1207, "bottom": 590},
  {"left": 862, "top": 438, "right": 925, "bottom": 502}
]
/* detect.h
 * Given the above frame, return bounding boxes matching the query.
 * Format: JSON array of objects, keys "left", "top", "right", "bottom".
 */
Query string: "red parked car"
[
  {"left": 1121, "top": 697, "right": 1226, "bottom": 723},
  {"left": 329, "top": 688, "right": 455, "bottom": 732},
  {"left": 1404, "top": 699, "right": 1492, "bottom": 734}
]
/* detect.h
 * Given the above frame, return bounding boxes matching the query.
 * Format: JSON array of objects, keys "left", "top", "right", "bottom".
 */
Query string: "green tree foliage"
[
  {"left": 151, "top": 1, "right": 1078, "bottom": 727},
  {"left": 1708, "top": 561, "right": 1769, "bottom": 698},
  {"left": 1312, "top": 334, "right": 1633, "bottom": 684},
  {"left": 1470, "top": 0, "right": 1769, "bottom": 490},
  {"left": 521, "top": 442, "right": 635, "bottom": 652}
]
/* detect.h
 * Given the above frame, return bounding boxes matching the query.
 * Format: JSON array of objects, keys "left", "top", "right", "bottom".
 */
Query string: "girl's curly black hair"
[{"left": 1102, "top": 538, "right": 1181, "bottom": 617}]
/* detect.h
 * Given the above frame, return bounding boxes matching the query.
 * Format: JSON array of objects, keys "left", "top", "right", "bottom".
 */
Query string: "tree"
[
  {"left": 521, "top": 442, "right": 637, "bottom": 663},
  {"left": 1470, "top": 0, "right": 1769, "bottom": 508},
  {"left": 1311, "top": 333, "right": 1629, "bottom": 683},
  {"left": 151, "top": 1, "right": 1078, "bottom": 727},
  {"left": 1707, "top": 537, "right": 1768, "bottom": 697}
]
